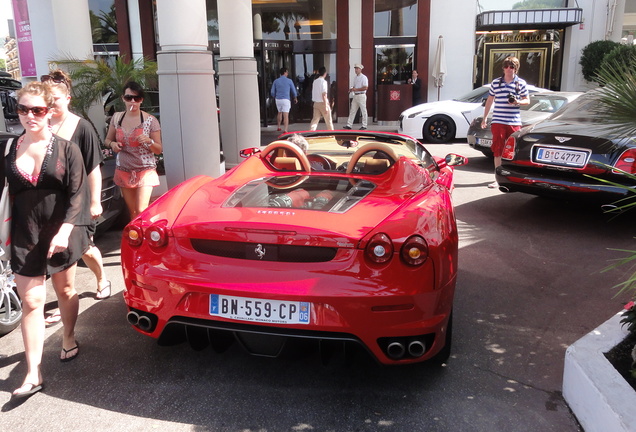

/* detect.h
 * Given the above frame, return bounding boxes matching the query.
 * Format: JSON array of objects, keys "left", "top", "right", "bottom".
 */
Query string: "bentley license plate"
[
  {"left": 476, "top": 138, "right": 492, "bottom": 147},
  {"left": 210, "top": 294, "right": 311, "bottom": 325},
  {"left": 535, "top": 147, "right": 589, "bottom": 168}
]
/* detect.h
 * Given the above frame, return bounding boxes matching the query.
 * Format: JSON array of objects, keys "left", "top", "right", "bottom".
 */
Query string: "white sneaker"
[{"left": 487, "top": 182, "right": 498, "bottom": 189}]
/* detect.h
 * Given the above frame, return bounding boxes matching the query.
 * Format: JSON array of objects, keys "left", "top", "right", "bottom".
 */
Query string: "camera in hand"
[{"left": 508, "top": 93, "right": 519, "bottom": 104}]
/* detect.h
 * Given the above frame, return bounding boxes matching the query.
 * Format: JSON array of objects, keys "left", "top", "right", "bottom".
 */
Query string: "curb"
[{"left": 563, "top": 312, "right": 636, "bottom": 431}]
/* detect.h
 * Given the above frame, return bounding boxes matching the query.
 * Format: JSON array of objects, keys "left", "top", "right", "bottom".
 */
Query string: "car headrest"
[
  {"left": 362, "top": 158, "right": 390, "bottom": 174},
  {"left": 273, "top": 157, "right": 301, "bottom": 171}
]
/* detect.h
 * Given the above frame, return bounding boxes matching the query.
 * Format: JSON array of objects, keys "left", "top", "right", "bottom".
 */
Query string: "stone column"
[
  {"left": 29, "top": 0, "right": 104, "bottom": 136},
  {"left": 155, "top": 0, "right": 221, "bottom": 188},
  {"left": 128, "top": 0, "right": 144, "bottom": 62},
  {"left": 217, "top": 0, "right": 260, "bottom": 168},
  {"left": 29, "top": 0, "right": 94, "bottom": 76}
]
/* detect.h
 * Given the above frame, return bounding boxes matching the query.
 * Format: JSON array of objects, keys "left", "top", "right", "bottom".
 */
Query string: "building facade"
[{"left": 6, "top": 0, "right": 634, "bottom": 184}]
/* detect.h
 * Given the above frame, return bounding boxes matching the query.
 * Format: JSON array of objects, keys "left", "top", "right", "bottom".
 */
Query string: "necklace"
[{"left": 50, "top": 114, "right": 68, "bottom": 135}]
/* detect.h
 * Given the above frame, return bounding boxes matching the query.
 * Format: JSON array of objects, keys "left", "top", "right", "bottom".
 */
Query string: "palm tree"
[
  {"left": 54, "top": 55, "right": 157, "bottom": 121},
  {"left": 592, "top": 58, "right": 636, "bottom": 302},
  {"left": 594, "top": 58, "right": 636, "bottom": 138}
]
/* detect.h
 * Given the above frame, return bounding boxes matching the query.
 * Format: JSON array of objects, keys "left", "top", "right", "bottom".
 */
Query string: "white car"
[{"left": 399, "top": 84, "right": 549, "bottom": 143}]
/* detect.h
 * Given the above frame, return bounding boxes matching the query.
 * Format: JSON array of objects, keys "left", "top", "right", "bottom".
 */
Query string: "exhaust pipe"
[
  {"left": 499, "top": 186, "right": 510, "bottom": 193},
  {"left": 127, "top": 311, "right": 140, "bottom": 326},
  {"left": 387, "top": 341, "right": 406, "bottom": 359},
  {"left": 137, "top": 315, "right": 153, "bottom": 332},
  {"left": 408, "top": 340, "right": 426, "bottom": 358}
]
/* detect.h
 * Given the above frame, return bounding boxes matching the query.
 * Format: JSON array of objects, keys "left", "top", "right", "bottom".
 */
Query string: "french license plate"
[
  {"left": 535, "top": 147, "right": 588, "bottom": 168},
  {"left": 210, "top": 294, "right": 311, "bottom": 325},
  {"left": 476, "top": 138, "right": 492, "bottom": 148}
]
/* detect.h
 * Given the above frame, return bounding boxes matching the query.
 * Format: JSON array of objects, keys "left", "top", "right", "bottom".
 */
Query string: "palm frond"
[
  {"left": 54, "top": 55, "right": 158, "bottom": 115},
  {"left": 592, "top": 58, "right": 636, "bottom": 137}
]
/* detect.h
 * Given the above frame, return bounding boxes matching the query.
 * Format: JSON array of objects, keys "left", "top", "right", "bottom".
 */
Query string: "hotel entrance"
[{"left": 481, "top": 40, "right": 557, "bottom": 89}]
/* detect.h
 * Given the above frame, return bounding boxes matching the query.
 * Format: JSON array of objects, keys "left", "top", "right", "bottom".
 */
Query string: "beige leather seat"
[
  {"left": 273, "top": 156, "right": 301, "bottom": 171},
  {"left": 362, "top": 158, "right": 390, "bottom": 174}
]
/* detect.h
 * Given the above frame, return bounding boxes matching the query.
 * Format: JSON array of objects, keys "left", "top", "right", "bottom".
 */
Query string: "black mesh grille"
[{"left": 191, "top": 239, "right": 338, "bottom": 262}]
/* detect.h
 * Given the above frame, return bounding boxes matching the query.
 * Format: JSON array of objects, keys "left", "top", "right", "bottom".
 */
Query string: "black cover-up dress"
[{"left": 3, "top": 136, "right": 92, "bottom": 277}]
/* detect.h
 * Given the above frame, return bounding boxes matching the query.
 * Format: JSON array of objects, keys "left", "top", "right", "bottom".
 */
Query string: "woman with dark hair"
[
  {"left": 5, "top": 82, "right": 91, "bottom": 398},
  {"left": 104, "top": 81, "right": 162, "bottom": 219}
]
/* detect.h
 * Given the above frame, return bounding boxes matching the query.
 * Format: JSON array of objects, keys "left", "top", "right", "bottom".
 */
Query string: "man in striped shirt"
[{"left": 481, "top": 56, "right": 529, "bottom": 188}]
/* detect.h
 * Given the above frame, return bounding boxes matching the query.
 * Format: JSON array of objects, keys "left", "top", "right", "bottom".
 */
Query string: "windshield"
[
  {"left": 454, "top": 86, "right": 489, "bottom": 103},
  {"left": 548, "top": 93, "right": 599, "bottom": 123},
  {"left": 224, "top": 176, "right": 376, "bottom": 213},
  {"left": 521, "top": 94, "right": 568, "bottom": 113}
]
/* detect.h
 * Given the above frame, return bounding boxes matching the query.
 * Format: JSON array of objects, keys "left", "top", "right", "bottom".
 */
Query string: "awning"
[{"left": 476, "top": 8, "right": 583, "bottom": 31}]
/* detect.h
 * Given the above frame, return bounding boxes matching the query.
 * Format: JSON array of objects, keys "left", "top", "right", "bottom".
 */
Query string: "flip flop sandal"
[
  {"left": 96, "top": 280, "right": 112, "bottom": 300},
  {"left": 45, "top": 310, "right": 62, "bottom": 326},
  {"left": 12, "top": 382, "right": 44, "bottom": 399},
  {"left": 60, "top": 343, "right": 79, "bottom": 363}
]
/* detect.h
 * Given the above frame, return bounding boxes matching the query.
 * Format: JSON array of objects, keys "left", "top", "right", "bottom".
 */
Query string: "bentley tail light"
[
  {"left": 613, "top": 149, "right": 636, "bottom": 174},
  {"left": 502, "top": 136, "right": 516, "bottom": 160},
  {"left": 124, "top": 222, "right": 143, "bottom": 247},
  {"left": 401, "top": 236, "right": 429, "bottom": 266},
  {"left": 145, "top": 221, "right": 169, "bottom": 248},
  {"left": 365, "top": 233, "right": 393, "bottom": 264}
]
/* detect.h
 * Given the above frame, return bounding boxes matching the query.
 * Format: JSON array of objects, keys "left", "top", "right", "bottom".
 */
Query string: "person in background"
[
  {"left": 40, "top": 70, "right": 111, "bottom": 327},
  {"left": 104, "top": 81, "right": 162, "bottom": 219},
  {"left": 271, "top": 67, "right": 297, "bottom": 133},
  {"left": 309, "top": 67, "right": 334, "bottom": 131},
  {"left": 287, "top": 133, "right": 309, "bottom": 154},
  {"left": 7, "top": 82, "right": 91, "bottom": 398},
  {"left": 343, "top": 64, "right": 368, "bottom": 130},
  {"left": 408, "top": 70, "right": 423, "bottom": 106},
  {"left": 481, "top": 56, "right": 529, "bottom": 189}
]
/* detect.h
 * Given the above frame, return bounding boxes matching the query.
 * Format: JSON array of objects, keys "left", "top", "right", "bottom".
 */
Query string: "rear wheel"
[
  {"left": 0, "top": 261, "right": 21, "bottom": 336},
  {"left": 423, "top": 115, "right": 456, "bottom": 143}
]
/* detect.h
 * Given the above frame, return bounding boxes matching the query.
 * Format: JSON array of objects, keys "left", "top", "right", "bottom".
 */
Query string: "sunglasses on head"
[
  {"left": 17, "top": 104, "right": 50, "bottom": 117},
  {"left": 123, "top": 94, "right": 143, "bottom": 102},
  {"left": 40, "top": 74, "right": 69, "bottom": 87}
]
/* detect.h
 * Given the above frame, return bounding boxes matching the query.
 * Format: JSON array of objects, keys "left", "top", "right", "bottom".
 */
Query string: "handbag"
[
  {"left": 139, "top": 115, "right": 156, "bottom": 166},
  {"left": 0, "top": 138, "right": 13, "bottom": 260}
]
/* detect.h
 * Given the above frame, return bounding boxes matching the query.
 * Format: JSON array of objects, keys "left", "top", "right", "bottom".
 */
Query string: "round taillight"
[
  {"left": 365, "top": 233, "right": 393, "bottom": 264},
  {"left": 125, "top": 224, "right": 143, "bottom": 247},
  {"left": 401, "top": 236, "right": 429, "bottom": 266},
  {"left": 145, "top": 224, "right": 168, "bottom": 248}
]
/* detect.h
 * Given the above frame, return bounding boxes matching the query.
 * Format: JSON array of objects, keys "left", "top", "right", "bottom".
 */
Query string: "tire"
[
  {"left": 0, "top": 262, "right": 21, "bottom": 336},
  {"left": 422, "top": 115, "right": 456, "bottom": 143},
  {"left": 429, "top": 311, "right": 452, "bottom": 365}
]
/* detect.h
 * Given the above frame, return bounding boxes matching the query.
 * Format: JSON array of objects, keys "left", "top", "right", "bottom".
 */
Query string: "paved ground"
[{"left": 1, "top": 123, "right": 632, "bottom": 431}]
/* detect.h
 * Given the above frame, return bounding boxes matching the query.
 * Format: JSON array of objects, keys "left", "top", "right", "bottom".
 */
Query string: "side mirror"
[
  {"left": 239, "top": 147, "right": 261, "bottom": 158},
  {"left": 445, "top": 153, "right": 467, "bottom": 167}
]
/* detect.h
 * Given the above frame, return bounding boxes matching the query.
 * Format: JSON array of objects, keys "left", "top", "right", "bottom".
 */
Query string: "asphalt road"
[{"left": 1, "top": 139, "right": 633, "bottom": 431}]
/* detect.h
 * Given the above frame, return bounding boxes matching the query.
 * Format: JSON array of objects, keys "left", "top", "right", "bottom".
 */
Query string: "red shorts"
[{"left": 491, "top": 123, "right": 521, "bottom": 157}]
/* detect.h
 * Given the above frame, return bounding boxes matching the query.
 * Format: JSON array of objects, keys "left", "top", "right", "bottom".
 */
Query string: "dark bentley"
[{"left": 496, "top": 90, "right": 636, "bottom": 203}]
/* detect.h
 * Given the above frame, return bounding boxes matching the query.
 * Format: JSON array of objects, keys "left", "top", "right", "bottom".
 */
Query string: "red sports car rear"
[{"left": 122, "top": 133, "right": 465, "bottom": 365}]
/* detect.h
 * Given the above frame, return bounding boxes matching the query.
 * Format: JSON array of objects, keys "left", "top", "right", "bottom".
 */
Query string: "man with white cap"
[{"left": 343, "top": 63, "right": 368, "bottom": 130}]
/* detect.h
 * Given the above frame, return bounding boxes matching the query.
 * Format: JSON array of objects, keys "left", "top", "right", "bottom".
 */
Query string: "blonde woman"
[
  {"left": 104, "top": 81, "right": 162, "bottom": 219},
  {"left": 7, "top": 82, "right": 91, "bottom": 398}
]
